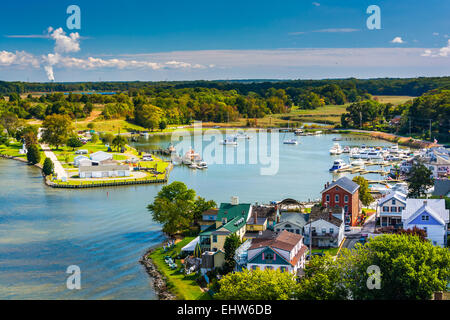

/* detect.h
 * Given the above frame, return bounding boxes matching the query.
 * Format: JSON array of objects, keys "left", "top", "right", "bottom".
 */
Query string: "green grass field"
[{"left": 149, "top": 237, "right": 211, "bottom": 300}]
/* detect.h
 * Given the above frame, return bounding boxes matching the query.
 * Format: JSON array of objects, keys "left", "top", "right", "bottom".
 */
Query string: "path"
[{"left": 40, "top": 144, "right": 68, "bottom": 180}]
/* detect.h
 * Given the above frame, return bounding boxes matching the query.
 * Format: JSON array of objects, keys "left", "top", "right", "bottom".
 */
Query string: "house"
[
  {"left": 433, "top": 179, "right": 450, "bottom": 197},
  {"left": 246, "top": 211, "right": 268, "bottom": 232},
  {"left": 75, "top": 149, "right": 88, "bottom": 155},
  {"left": 402, "top": 199, "right": 449, "bottom": 247},
  {"left": 246, "top": 230, "right": 308, "bottom": 274},
  {"left": 78, "top": 161, "right": 130, "bottom": 178},
  {"left": 425, "top": 153, "right": 450, "bottom": 179},
  {"left": 322, "top": 177, "right": 360, "bottom": 226},
  {"left": 200, "top": 250, "right": 225, "bottom": 274},
  {"left": 198, "top": 197, "right": 252, "bottom": 252},
  {"left": 304, "top": 205, "right": 345, "bottom": 248},
  {"left": 251, "top": 204, "right": 278, "bottom": 230},
  {"left": 74, "top": 155, "right": 90, "bottom": 166},
  {"left": 377, "top": 191, "right": 407, "bottom": 228},
  {"left": 198, "top": 208, "right": 219, "bottom": 231},
  {"left": 274, "top": 212, "right": 309, "bottom": 235},
  {"left": 389, "top": 115, "right": 402, "bottom": 126},
  {"left": 90, "top": 151, "right": 113, "bottom": 163}
]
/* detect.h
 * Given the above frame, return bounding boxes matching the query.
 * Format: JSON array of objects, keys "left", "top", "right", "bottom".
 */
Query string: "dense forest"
[{"left": 0, "top": 77, "right": 449, "bottom": 141}]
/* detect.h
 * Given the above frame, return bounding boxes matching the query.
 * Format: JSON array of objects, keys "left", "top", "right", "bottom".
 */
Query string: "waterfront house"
[
  {"left": 246, "top": 230, "right": 308, "bottom": 274},
  {"left": 402, "top": 199, "right": 449, "bottom": 247},
  {"left": 304, "top": 205, "right": 345, "bottom": 248},
  {"left": 90, "top": 151, "right": 113, "bottom": 163},
  {"left": 198, "top": 197, "right": 252, "bottom": 252},
  {"left": 321, "top": 177, "right": 360, "bottom": 226},
  {"left": 200, "top": 250, "right": 225, "bottom": 275},
  {"left": 377, "top": 191, "right": 407, "bottom": 228},
  {"left": 78, "top": 161, "right": 130, "bottom": 178},
  {"left": 274, "top": 212, "right": 309, "bottom": 235},
  {"left": 198, "top": 208, "right": 219, "bottom": 231}
]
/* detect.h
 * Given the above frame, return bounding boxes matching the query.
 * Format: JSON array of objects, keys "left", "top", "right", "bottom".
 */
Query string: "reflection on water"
[{"left": 0, "top": 132, "right": 393, "bottom": 299}]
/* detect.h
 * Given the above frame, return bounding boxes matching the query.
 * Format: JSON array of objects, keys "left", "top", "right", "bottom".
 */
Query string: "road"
[
  {"left": 40, "top": 144, "right": 68, "bottom": 180},
  {"left": 341, "top": 213, "right": 378, "bottom": 251}
]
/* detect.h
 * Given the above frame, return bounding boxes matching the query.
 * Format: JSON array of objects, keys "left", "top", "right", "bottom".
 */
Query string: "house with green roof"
[{"left": 199, "top": 197, "right": 252, "bottom": 251}]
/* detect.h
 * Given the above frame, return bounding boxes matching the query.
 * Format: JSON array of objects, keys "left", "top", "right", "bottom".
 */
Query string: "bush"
[
  {"left": 26, "top": 144, "right": 41, "bottom": 165},
  {"left": 43, "top": 157, "right": 54, "bottom": 176}
]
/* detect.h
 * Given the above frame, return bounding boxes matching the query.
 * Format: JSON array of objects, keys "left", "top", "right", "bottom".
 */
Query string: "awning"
[{"left": 181, "top": 236, "right": 199, "bottom": 252}]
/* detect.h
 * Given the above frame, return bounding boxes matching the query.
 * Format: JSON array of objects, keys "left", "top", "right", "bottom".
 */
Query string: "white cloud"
[
  {"left": 0, "top": 50, "right": 39, "bottom": 68},
  {"left": 421, "top": 40, "right": 450, "bottom": 58},
  {"left": 48, "top": 27, "right": 80, "bottom": 54},
  {"left": 433, "top": 32, "right": 439, "bottom": 36},
  {"left": 289, "top": 28, "right": 359, "bottom": 35},
  {"left": 391, "top": 37, "right": 404, "bottom": 44},
  {"left": 312, "top": 2, "right": 320, "bottom": 6}
]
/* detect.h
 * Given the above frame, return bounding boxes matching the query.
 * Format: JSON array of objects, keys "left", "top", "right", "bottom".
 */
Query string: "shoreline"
[{"left": 139, "top": 246, "right": 177, "bottom": 300}]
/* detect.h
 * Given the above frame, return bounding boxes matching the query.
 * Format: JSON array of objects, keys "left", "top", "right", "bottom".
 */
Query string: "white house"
[
  {"left": 274, "top": 212, "right": 309, "bottom": 235},
  {"left": 90, "top": 151, "right": 113, "bottom": 163},
  {"left": 79, "top": 162, "right": 130, "bottom": 178},
  {"left": 377, "top": 191, "right": 407, "bottom": 227},
  {"left": 402, "top": 199, "right": 449, "bottom": 247},
  {"left": 74, "top": 155, "right": 90, "bottom": 166},
  {"left": 303, "top": 206, "right": 344, "bottom": 248},
  {"left": 246, "top": 230, "right": 308, "bottom": 275}
]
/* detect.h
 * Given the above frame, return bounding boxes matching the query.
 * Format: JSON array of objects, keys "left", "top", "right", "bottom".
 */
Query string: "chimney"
[
  {"left": 254, "top": 211, "right": 257, "bottom": 224},
  {"left": 328, "top": 208, "right": 332, "bottom": 221},
  {"left": 423, "top": 200, "right": 427, "bottom": 206},
  {"left": 231, "top": 196, "right": 239, "bottom": 205},
  {"left": 324, "top": 183, "right": 327, "bottom": 189}
]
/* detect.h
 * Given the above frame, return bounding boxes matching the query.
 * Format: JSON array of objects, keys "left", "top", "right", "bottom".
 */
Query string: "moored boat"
[{"left": 329, "top": 159, "right": 350, "bottom": 172}]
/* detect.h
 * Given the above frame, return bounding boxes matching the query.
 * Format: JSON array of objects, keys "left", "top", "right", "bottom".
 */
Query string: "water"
[{"left": 0, "top": 132, "right": 394, "bottom": 299}]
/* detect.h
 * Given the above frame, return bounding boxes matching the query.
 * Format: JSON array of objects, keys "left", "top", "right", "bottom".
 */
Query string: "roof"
[
  {"left": 244, "top": 229, "right": 277, "bottom": 240},
  {"left": 378, "top": 191, "right": 407, "bottom": 206},
  {"left": 249, "top": 230, "right": 303, "bottom": 252},
  {"left": 308, "top": 205, "right": 343, "bottom": 227},
  {"left": 251, "top": 205, "right": 277, "bottom": 221},
  {"left": 433, "top": 179, "right": 450, "bottom": 197},
  {"left": 277, "top": 212, "right": 309, "bottom": 228},
  {"left": 202, "top": 208, "right": 219, "bottom": 216},
  {"left": 79, "top": 164, "right": 130, "bottom": 172},
  {"left": 181, "top": 236, "right": 199, "bottom": 252},
  {"left": 217, "top": 202, "right": 252, "bottom": 233},
  {"left": 322, "top": 177, "right": 360, "bottom": 195},
  {"left": 403, "top": 199, "right": 449, "bottom": 225},
  {"left": 90, "top": 151, "right": 113, "bottom": 161}
]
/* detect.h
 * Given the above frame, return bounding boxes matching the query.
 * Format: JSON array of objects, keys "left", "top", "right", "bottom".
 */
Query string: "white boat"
[
  {"left": 358, "top": 149, "right": 369, "bottom": 159},
  {"left": 182, "top": 149, "right": 201, "bottom": 164},
  {"left": 294, "top": 129, "right": 304, "bottom": 136},
  {"left": 332, "top": 137, "right": 342, "bottom": 141},
  {"left": 171, "top": 154, "right": 182, "bottom": 165},
  {"left": 220, "top": 136, "right": 238, "bottom": 145},
  {"left": 329, "top": 143, "right": 343, "bottom": 155},
  {"left": 366, "top": 150, "right": 383, "bottom": 159},
  {"left": 283, "top": 138, "right": 298, "bottom": 145},
  {"left": 329, "top": 159, "right": 350, "bottom": 172},
  {"left": 236, "top": 132, "right": 251, "bottom": 139},
  {"left": 197, "top": 161, "right": 208, "bottom": 169},
  {"left": 349, "top": 148, "right": 360, "bottom": 158},
  {"left": 343, "top": 146, "right": 350, "bottom": 153},
  {"left": 351, "top": 159, "right": 365, "bottom": 167},
  {"left": 189, "top": 163, "right": 198, "bottom": 169}
]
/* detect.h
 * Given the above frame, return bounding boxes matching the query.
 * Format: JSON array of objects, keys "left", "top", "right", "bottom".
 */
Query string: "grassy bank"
[{"left": 148, "top": 237, "right": 211, "bottom": 300}]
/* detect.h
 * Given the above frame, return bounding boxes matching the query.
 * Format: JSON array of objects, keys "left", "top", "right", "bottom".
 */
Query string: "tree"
[
  {"left": 41, "top": 114, "right": 73, "bottom": 149},
  {"left": 192, "top": 197, "right": 217, "bottom": 224},
  {"left": 42, "top": 157, "right": 54, "bottom": 176},
  {"left": 101, "top": 132, "right": 115, "bottom": 145},
  {"left": 343, "top": 234, "right": 450, "bottom": 300},
  {"left": 26, "top": 144, "right": 41, "bottom": 165},
  {"left": 0, "top": 112, "right": 20, "bottom": 136},
  {"left": 223, "top": 233, "right": 242, "bottom": 273},
  {"left": 147, "top": 181, "right": 197, "bottom": 236},
  {"left": 159, "top": 120, "right": 167, "bottom": 131},
  {"left": 91, "top": 133, "right": 99, "bottom": 143},
  {"left": 215, "top": 269, "right": 298, "bottom": 300},
  {"left": 395, "top": 226, "right": 428, "bottom": 242},
  {"left": 134, "top": 104, "right": 163, "bottom": 131},
  {"left": 406, "top": 162, "right": 434, "bottom": 198},
  {"left": 296, "top": 254, "right": 350, "bottom": 300},
  {"left": 352, "top": 176, "right": 374, "bottom": 206},
  {"left": 67, "top": 136, "right": 83, "bottom": 150},
  {"left": 112, "top": 134, "right": 127, "bottom": 152},
  {"left": 22, "top": 130, "right": 38, "bottom": 149}
]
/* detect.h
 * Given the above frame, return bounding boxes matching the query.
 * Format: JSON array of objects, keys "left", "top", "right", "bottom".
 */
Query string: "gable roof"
[
  {"left": 308, "top": 205, "right": 343, "bottom": 227},
  {"left": 276, "top": 212, "right": 309, "bottom": 228},
  {"left": 403, "top": 199, "right": 449, "bottom": 225},
  {"left": 249, "top": 230, "right": 303, "bottom": 252},
  {"left": 378, "top": 191, "right": 407, "bottom": 206},
  {"left": 322, "top": 177, "right": 360, "bottom": 195}
]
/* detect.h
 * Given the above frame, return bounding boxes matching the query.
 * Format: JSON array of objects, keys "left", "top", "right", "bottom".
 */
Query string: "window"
[
  {"left": 383, "top": 206, "right": 389, "bottom": 212},
  {"left": 276, "top": 229, "right": 280, "bottom": 232},
  {"left": 312, "top": 227, "right": 316, "bottom": 232},
  {"left": 335, "top": 194, "right": 339, "bottom": 202},
  {"left": 322, "top": 228, "right": 326, "bottom": 234},
  {"left": 391, "top": 207, "right": 397, "bottom": 212},
  {"left": 335, "top": 187, "right": 339, "bottom": 191},
  {"left": 422, "top": 215, "right": 429, "bottom": 221},
  {"left": 392, "top": 199, "right": 396, "bottom": 205},
  {"left": 296, "top": 229, "right": 300, "bottom": 234},
  {"left": 399, "top": 207, "right": 403, "bottom": 212},
  {"left": 212, "top": 235, "right": 217, "bottom": 243},
  {"left": 329, "top": 228, "right": 334, "bottom": 234},
  {"left": 326, "top": 194, "right": 330, "bottom": 202},
  {"left": 344, "top": 205, "right": 348, "bottom": 213},
  {"left": 344, "top": 195, "right": 349, "bottom": 203},
  {"left": 423, "top": 227, "right": 427, "bottom": 233},
  {"left": 265, "top": 252, "right": 274, "bottom": 260},
  {"left": 266, "top": 266, "right": 273, "bottom": 270},
  {"left": 252, "top": 265, "right": 258, "bottom": 270}
]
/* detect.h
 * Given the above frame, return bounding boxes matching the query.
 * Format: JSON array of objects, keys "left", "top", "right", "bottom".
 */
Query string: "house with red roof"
[{"left": 246, "top": 230, "right": 308, "bottom": 275}]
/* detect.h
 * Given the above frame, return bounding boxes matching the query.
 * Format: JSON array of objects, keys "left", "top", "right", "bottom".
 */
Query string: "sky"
[{"left": 0, "top": 0, "right": 449, "bottom": 82}]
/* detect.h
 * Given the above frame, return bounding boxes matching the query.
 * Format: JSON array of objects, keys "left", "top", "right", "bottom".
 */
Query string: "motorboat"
[
  {"left": 183, "top": 149, "right": 201, "bottom": 164},
  {"left": 329, "top": 159, "right": 350, "bottom": 172},
  {"left": 332, "top": 137, "right": 342, "bottom": 141},
  {"left": 283, "top": 138, "right": 298, "bottom": 145},
  {"left": 294, "top": 129, "right": 304, "bottom": 136},
  {"left": 220, "top": 136, "right": 238, "bottom": 145},
  {"left": 197, "top": 161, "right": 208, "bottom": 169},
  {"left": 351, "top": 159, "right": 365, "bottom": 167},
  {"left": 329, "top": 143, "right": 343, "bottom": 155},
  {"left": 349, "top": 148, "right": 360, "bottom": 158},
  {"left": 366, "top": 150, "right": 383, "bottom": 159},
  {"left": 343, "top": 146, "right": 350, "bottom": 153},
  {"left": 188, "top": 163, "right": 198, "bottom": 169}
]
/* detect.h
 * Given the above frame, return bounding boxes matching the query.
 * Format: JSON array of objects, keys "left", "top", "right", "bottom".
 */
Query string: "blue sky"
[{"left": 0, "top": 0, "right": 449, "bottom": 81}]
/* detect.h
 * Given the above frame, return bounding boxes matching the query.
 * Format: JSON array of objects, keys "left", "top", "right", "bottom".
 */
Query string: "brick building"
[{"left": 321, "top": 177, "right": 360, "bottom": 226}]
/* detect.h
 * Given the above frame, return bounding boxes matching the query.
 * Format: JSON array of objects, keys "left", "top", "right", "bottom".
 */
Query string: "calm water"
[{"left": 0, "top": 132, "right": 394, "bottom": 299}]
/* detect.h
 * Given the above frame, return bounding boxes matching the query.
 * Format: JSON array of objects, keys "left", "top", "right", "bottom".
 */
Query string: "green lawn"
[
  {"left": 311, "top": 247, "right": 339, "bottom": 256},
  {"left": 148, "top": 237, "right": 211, "bottom": 300},
  {"left": 0, "top": 141, "right": 46, "bottom": 165}
]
